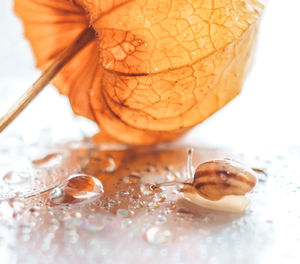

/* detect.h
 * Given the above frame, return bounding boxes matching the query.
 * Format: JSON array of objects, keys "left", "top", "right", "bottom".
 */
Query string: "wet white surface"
[{"left": 1, "top": 1, "right": 300, "bottom": 264}]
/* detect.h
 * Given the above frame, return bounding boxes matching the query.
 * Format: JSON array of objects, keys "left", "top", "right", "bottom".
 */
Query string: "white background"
[{"left": 0, "top": 0, "right": 300, "bottom": 147}]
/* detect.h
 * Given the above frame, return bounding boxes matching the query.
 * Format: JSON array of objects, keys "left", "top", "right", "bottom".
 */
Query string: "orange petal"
[{"left": 14, "top": 0, "right": 98, "bottom": 120}]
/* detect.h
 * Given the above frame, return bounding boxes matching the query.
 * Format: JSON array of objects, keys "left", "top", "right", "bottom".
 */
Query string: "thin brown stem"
[{"left": 0, "top": 27, "right": 95, "bottom": 133}]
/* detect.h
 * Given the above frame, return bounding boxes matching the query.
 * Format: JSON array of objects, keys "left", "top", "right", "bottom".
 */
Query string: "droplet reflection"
[{"left": 49, "top": 174, "right": 104, "bottom": 205}]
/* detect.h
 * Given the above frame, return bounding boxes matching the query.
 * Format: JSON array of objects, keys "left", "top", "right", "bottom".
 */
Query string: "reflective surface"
[
  {"left": 1, "top": 1, "right": 300, "bottom": 264},
  {"left": 1, "top": 135, "right": 300, "bottom": 264}
]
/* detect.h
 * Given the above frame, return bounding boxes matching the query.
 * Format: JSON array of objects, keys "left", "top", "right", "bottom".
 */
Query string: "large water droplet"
[
  {"left": 145, "top": 226, "right": 172, "bottom": 245},
  {"left": 49, "top": 174, "right": 104, "bottom": 205}
]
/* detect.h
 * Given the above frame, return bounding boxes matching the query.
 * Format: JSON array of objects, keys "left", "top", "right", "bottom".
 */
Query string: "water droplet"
[
  {"left": 32, "top": 153, "right": 63, "bottom": 167},
  {"left": 81, "top": 214, "right": 104, "bottom": 232},
  {"left": 41, "top": 233, "right": 55, "bottom": 252},
  {"left": 148, "top": 202, "right": 160, "bottom": 209},
  {"left": 130, "top": 193, "right": 141, "bottom": 200},
  {"left": 102, "top": 155, "right": 116, "bottom": 172},
  {"left": 123, "top": 174, "right": 141, "bottom": 184},
  {"left": 29, "top": 206, "right": 40, "bottom": 217},
  {"left": 156, "top": 215, "right": 167, "bottom": 225},
  {"left": 153, "top": 193, "right": 167, "bottom": 203},
  {"left": 19, "top": 222, "right": 33, "bottom": 234},
  {"left": 3, "top": 171, "right": 25, "bottom": 184},
  {"left": 116, "top": 191, "right": 129, "bottom": 198},
  {"left": 116, "top": 209, "right": 134, "bottom": 218},
  {"left": 49, "top": 187, "right": 65, "bottom": 204},
  {"left": 140, "top": 184, "right": 157, "bottom": 196},
  {"left": 145, "top": 226, "right": 172, "bottom": 245},
  {"left": 49, "top": 218, "right": 60, "bottom": 232},
  {"left": 121, "top": 219, "right": 133, "bottom": 228},
  {"left": 8, "top": 198, "right": 24, "bottom": 212},
  {"left": 63, "top": 215, "right": 81, "bottom": 229},
  {"left": 166, "top": 173, "right": 177, "bottom": 182},
  {"left": 64, "top": 229, "right": 79, "bottom": 244},
  {"left": 49, "top": 174, "right": 104, "bottom": 205}
]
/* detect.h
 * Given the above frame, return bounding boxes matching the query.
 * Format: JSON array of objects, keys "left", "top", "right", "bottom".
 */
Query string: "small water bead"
[
  {"left": 102, "top": 155, "right": 116, "bottom": 172},
  {"left": 29, "top": 206, "right": 40, "bottom": 217},
  {"left": 121, "top": 219, "right": 132, "bottom": 228},
  {"left": 48, "top": 218, "right": 60, "bottom": 232},
  {"left": 116, "top": 209, "right": 134, "bottom": 218},
  {"left": 123, "top": 174, "right": 141, "bottom": 184},
  {"left": 191, "top": 159, "right": 257, "bottom": 201},
  {"left": 140, "top": 184, "right": 162, "bottom": 196},
  {"left": 131, "top": 193, "right": 141, "bottom": 200},
  {"left": 32, "top": 153, "right": 63, "bottom": 167},
  {"left": 64, "top": 229, "right": 79, "bottom": 244},
  {"left": 155, "top": 215, "right": 167, "bottom": 225},
  {"left": 145, "top": 226, "right": 172, "bottom": 245},
  {"left": 148, "top": 202, "right": 160, "bottom": 209},
  {"left": 49, "top": 174, "right": 104, "bottom": 205},
  {"left": 63, "top": 215, "right": 82, "bottom": 229},
  {"left": 8, "top": 197, "right": 24, "bottom": 212},
  {"left": 3, "top": 171, "right": 26, "bottom": 184},
  {"left": 19, "top": 222, "right": 33, "bottom": 234},
  {"left": 81, "top": 214, "right": 104, "bottom": 232},
  {"left": 153, "top": 193, "right": 167, "bottom": 203},
  {"left": 140, "top": 184, "right": 154, "bottom": 195},
  {"left": 116, "top": 191, "right": 129, "bottom": 198},
  {"left": 166, "top": 172, "right": 178, "bottom": 182},
  {"left": 40, "top": 233, "right": 55, "bottom": 252},
  {"left": 49, "top": 187, "right": 65, "bottom": 204}
]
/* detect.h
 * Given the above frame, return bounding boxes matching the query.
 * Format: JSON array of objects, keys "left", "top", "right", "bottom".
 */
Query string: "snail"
[{"left": 153, "top": 151, "right": 257, "bottom": 213}]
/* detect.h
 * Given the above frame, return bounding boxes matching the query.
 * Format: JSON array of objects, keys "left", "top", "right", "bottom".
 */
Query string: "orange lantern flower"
[{"left": 1, "top": 0, "right": 264, "bottom": 145}]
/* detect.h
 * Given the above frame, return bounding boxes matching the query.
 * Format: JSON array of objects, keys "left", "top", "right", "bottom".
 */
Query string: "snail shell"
[
  {"left": 182, "top": 159, "right": 257, "bottom": 213},
  {"left": 190, "top": 159, "right": 257, "bottom": 201},
  {"left": 193, "top": 159, "right": 257, "bottom": 201}
]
